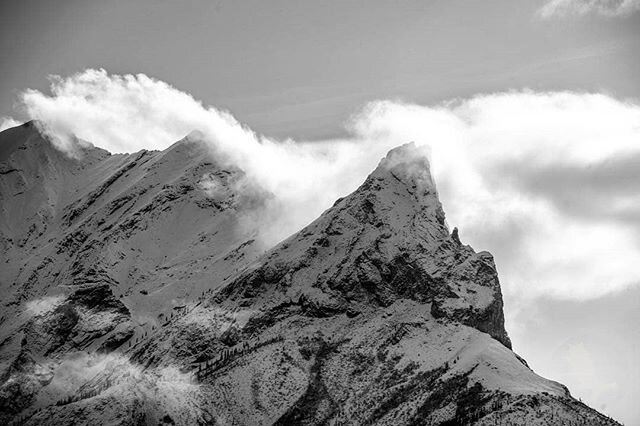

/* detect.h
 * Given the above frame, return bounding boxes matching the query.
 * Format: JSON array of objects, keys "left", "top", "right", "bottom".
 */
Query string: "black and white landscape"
[
  {"left": 1, "top": 1, "right": 639, "bottom": 425},
  {"left": 0, "top": 122, "right": 622, "bottom": 425}
]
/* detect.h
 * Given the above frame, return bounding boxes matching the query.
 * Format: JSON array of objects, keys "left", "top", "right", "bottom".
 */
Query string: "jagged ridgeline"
[{"left": 0, "top": 122, "right": 620, "bottom": 425}]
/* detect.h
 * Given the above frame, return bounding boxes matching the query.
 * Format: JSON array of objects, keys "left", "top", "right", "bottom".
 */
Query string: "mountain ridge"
[{"left": 0, "top": 123, "right": 620, "bottom": 425}]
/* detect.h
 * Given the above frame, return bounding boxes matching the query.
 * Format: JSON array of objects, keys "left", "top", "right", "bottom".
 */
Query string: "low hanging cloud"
[
  {"left": 6, "top": 69, "right": 367, "bottom": 246},
  {"left": 25, "top": 295, "right": 65, "bottom": 317},
  {"left": 538, "top": 0, "right": 640, "bottom": 18},
  {"left": 39, "top": 351, "right": 202, "bottom": 423},
  {"left": 2, "top": 69, "right": 640, "bottom": 302}
]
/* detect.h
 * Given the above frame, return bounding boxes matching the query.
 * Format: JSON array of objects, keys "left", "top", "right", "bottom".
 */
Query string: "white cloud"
[
  {"left": 0, "top": 116, "right": 20, "bottom": 131},
  {"left": 355, "top": 94, "right": 640, "bottom": 301},
  {"left": 11, "top": 69, "right": 640, "bottom": 301},
  {"left": 538, "top": 0, "right": 640, "bottom": 18},
  {"left": 43, "top": 351, "right": 201, "bottom": 421},
  {"left": 16, "top": 69, "right": 366, "bottom": 247}
]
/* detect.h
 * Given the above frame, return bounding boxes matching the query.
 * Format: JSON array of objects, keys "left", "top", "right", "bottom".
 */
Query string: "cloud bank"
[
  {"left": 356, "top": 95, "right": 640, "bottom": 302},
  {"left": 2, "top": 69, "right": 640, "bottom": 302},
  {"left": 538, "top": 0, "right": 640, "bottom": 18}
]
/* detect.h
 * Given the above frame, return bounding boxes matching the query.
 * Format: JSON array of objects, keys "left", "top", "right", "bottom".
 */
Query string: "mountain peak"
[
  {"left": 374, "top": 141, "right": 429, "bottom": 174},
  {"left": 218, "top": 142, "right": 510, "bottom": 348},
  {"left": 0, "top": 120, "right": 110, "bottom": 165},
  {"left": 0, "top": 120, "right": 44, "bottom": 162},
  {"left": 370, "top": 142, "right": 435, "bottom": 197},
  {"left": 347, "top": 141, "right": 446, "bottom": 239}
]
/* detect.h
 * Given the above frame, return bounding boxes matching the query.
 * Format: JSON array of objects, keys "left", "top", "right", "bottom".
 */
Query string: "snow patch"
[{"left": 25, "top": 295, "right": 65, "bottom": 317}]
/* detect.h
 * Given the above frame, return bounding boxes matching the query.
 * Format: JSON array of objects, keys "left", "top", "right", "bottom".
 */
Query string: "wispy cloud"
[
  {"left": 4, "top": 69, "right": 640, "bottom": 303},
  {"left": 42, "top": 351, "right": 202, "bottom": 422},
  {"left": 0, "top": 116, "right": 20, "bottom": 131},
  {"left": 538, "top": 0, "right": 640, "bottom": 18},
  {"left": 353, "top": 93, "right": 640, "bottom": 301}
]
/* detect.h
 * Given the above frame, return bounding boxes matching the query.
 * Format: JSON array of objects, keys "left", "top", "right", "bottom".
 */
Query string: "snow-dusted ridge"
[{"left": 0, "top": 123, "right": 620, "bottom": 425}]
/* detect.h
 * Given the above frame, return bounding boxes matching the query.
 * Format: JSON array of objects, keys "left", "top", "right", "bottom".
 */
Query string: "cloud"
[
  {"left": 538, "top": 0, "right": 640, "bottom": 18},
  {"left": 0, "top": 116, "right": 20, "bottom": 132},
  {"left": 14, "top": 69, "right": 367, "bottom": 247},
  {"left": 41, "top": 351, "right": 202, "bottom": 422},
  {"left": 496, "top": 153, "right": 640, "bottom": 224},
  {"left": 355, "top": 93, "right": 640, "bottom": 301},
  {"left": 9, "top": 69, "right": 640, "bottom": 302}
]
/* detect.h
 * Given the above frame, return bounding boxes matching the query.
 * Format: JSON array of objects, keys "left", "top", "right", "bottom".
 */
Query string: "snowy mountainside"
[
  {"left": 0, "top": 122, "right": 620, "bottom": 425},
  {"left": 0, "top": 122, "right": 263, "bottom": 421}
]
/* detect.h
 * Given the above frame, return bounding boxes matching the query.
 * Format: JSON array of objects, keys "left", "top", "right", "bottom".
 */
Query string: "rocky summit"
[{"left": 0, "top": 122, "right": 620, "bottom": 425}]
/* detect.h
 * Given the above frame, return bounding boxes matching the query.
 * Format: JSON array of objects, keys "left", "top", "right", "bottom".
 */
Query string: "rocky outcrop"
[{"left": 220, "top": 143, "right": 511, "bottom": 347}]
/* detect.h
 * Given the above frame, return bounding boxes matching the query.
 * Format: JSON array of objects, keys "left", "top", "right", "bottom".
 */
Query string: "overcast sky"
[
  {"left": 1, "top": 0, "right": 639, "bottom": 424},
  {"left": 2, "top": 0, "right": 639, "bottom": 140}
]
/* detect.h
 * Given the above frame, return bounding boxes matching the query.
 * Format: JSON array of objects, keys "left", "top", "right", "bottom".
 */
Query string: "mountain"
[{"left": 0, "top": 122, "right": 620, "bottom": 425}]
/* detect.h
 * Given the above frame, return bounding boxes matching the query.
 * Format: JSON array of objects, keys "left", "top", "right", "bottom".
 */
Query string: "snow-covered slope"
[
  {"left": 0, "top": 123, "right": 620, "bottom": 425},
  {"left": 0, "top": 122, "right": 263, "bottom": 421}
]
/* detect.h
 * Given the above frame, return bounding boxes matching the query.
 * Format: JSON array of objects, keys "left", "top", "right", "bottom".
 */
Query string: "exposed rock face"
[
  {"left": 219, "top": 143, "right": 511, "bottom": 348},
  {"left": 0, "top": 123, "right": 620, "bottom": 425}
]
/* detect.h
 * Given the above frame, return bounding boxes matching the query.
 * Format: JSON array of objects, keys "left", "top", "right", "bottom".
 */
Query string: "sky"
[{"left": 1, "top": 0, "right": 639, "bottom": 424}]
